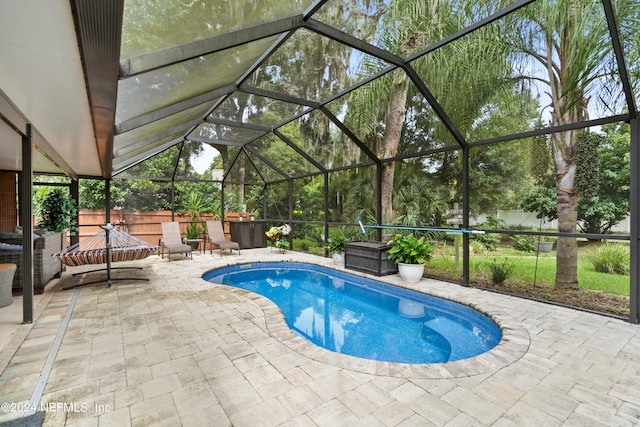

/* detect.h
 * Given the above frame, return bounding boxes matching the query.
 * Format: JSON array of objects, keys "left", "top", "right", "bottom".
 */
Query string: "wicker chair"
[
  {"left": 0, "top": 263, "right": 16, "bottom": 307},
  {"left": 160, "top": 222, "right": 192, "bottom": 261},
  {"left": 206, "top": 221, "right": 240, "bottom": 257}
]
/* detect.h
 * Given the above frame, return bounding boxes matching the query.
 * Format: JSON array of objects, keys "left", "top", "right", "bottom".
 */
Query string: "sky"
[{"left": 191, "top": 144, "right": 217, "bottom": 174}]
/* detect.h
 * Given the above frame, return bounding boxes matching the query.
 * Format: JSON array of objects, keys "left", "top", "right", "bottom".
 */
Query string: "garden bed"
[
  {"left": 424, "top": 264, "right": 629, "bottom": 318},
  {"left": 475, "top": 280, "right": 629, "bottom": 318}
]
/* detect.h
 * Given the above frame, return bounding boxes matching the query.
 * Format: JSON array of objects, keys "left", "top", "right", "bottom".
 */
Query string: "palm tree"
[
  {"left": 506, "top": 0, "right": 634, "bottom": 288},
  {"left": 348, "top": 0, "right": 515, "bottom": 226},
  {"left": 348, "top": 0, "right": 441, "bottom": 225}
]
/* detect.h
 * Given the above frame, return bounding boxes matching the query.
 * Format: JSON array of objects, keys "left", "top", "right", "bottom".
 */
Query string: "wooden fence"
[{"left": 78, "top": 209, "right": 246, "bottom": 245}]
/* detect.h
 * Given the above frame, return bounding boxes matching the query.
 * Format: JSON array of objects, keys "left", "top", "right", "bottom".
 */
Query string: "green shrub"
[
  {"left": 299, "top": 239, "right": 310, "bottom": 251},
  {"left": 473, "top": 233, "right": 500, "bottom": 251},
  {"left": 326, "top": 234, "right": 349, "bottom": 253},
  {"left": 469, "top": 239, "right": 486, "bottom": 255},
  {"left": 512, "top": 235, "right": 536, "bottom": 253},
  {"left": 474, "top": 216, "right": 509, "bottom": 251},
  {"left": 586, "top": 244, "right": 630, "bottom": 275},
  {"left": 488, "top": 258, "right": 515, "bottom": 285},
  {"left": 37, "top": 188, "right": 78, "bottom": 235},
  {"left": 387, "top": 233, "right": 434, "bottom": 264}
]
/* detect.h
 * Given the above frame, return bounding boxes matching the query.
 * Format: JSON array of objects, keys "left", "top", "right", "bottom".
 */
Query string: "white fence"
[{"left": 472, "top": 210, "right": 630, "bottom": 233}]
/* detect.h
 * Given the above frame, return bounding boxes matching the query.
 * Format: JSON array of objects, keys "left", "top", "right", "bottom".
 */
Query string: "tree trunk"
[
  {"left": 555, "top": 182, "right": 579, "bottom": 289},
  {"left": 379, "top": 78, "right": 409, "bottom": 225},
  {"left": 552, "top": 129, "right": 580, "bottom": 289},
  {"left": 214, "top": 144, "right": 233, "bottom": 196},
  {"left": 237, "top": 155, "right": 245, "bottom": 207}
]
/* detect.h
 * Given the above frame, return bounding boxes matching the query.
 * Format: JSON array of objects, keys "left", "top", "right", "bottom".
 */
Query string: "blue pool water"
[{"left": 203, "top": 262, "right": 501, "bottom": 364}]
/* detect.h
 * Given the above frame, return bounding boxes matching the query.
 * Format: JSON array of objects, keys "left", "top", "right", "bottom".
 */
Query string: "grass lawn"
[{"left": 428, "top": 245, "right": 630, "bottom": 296}]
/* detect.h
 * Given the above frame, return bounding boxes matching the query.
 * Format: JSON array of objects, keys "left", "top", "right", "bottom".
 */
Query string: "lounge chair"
[
  {"left": 206, "top": 220, "right": 240, "bottom": 257},
  {"left": 160, "top": 222, "right": 192, "bottom": 261}
]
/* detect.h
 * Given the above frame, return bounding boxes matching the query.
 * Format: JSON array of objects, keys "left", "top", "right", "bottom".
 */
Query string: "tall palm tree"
[
  {"left": 348, "top": 0, "right": 442, "bottom": 225},
  {"left": 348, "top": 0, "right": 514, "bottom": 225},
  {"left": 507, "top": 0, "right": 634, "bottom": 288}
]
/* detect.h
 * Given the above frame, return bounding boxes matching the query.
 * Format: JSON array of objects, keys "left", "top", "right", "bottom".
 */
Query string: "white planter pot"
[
  {"left": 332, "top": 251, "right": 345, "bottom": 264},
  {"left": 536, "top": 241, "right": 554, "bottom": 253},
  {"left": 398, "top": 263, "right": 425, "bottom": 282}
]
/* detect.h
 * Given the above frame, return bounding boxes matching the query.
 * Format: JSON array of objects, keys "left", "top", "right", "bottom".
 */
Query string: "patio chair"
[
  {"left": 206, "top": 220, "right": 240, "bottom": 257},
  {"left": 160, "top": 222, "right": 192, "bottom": 261}
]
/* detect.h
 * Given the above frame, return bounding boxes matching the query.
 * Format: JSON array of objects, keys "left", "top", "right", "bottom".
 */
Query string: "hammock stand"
[{"left": 55, "top": 224, "right": 159, "bottom": 290}]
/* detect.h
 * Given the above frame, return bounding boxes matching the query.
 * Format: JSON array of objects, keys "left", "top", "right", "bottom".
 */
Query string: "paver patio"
[{"left": 1, "top": 248, "right": 639, "bottom": 426}]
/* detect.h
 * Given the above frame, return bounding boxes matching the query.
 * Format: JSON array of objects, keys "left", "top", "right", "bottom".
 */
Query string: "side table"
[
  {"left": 0, "top": 263, "right": 17, "bottom": 308},
  {"left": 185, "top": 238, "right": 205, "bottom": 254}
]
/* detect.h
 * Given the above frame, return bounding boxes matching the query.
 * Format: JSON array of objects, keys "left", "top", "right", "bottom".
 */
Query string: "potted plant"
[
  {"left": 183, "top": 193, "right": 206, "bottom": 249},
  {"left": 184, "top": 221, "right": 204, "bottom": 249},
  {"left": 326, "top": 235, "right": 349, "bottom": 264},
  {"left": 37, "top": 187, "right": 78, "bottom": 235},
  {"left": 274, "top": 238, "right": 289, "bottom": 253},
  {"left": 266, "top": 224, "right": 291, "bottom": 253},
  {"left": 387, "top": 233, "right": 434, "bottom": 282},
  {"left": 536, "top": 237, "right": 555, "bottom": 253}
]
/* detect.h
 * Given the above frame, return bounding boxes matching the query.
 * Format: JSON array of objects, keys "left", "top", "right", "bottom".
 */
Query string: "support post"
[
  {"left": 376, "top": 163, "right": 382, "bottom": 242},
  {"left": 323, "top": 172, "right": 329, "bottom": 256},
  {"left": 289, "top": 179, "right": 294, "bottom": 249},
  {"left": 461, "top": 146, "right": 470, "bottom": 286},
  {"left": 21, "top": 124, "right": 33, "bottom": 323},
  {"left": 630, "top": 119, "right": 639, "bottom": 323},
  {"left": 105, "top": 179, "right": 111, "bottom": 223},
  {"left": 170, "top": 181, "right": 175, "bottom": 221},
  {"left": 70, "top": 179, "right": 80, "bottom": 247}
]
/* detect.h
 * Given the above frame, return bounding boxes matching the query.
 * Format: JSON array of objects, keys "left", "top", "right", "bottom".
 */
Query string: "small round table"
[
  {"left": 185, "top": 238, "right": 205, "bottom": 254},
  {"left": 0, "top": 263, "right": 17, "bottom": 308}
]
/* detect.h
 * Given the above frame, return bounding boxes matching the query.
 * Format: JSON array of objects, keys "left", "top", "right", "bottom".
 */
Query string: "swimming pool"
[{"left": 203, "top": 262, "right": 502, "bottom": 364}]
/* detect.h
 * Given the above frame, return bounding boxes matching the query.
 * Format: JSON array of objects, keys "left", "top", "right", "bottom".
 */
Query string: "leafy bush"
[
  {"left": 473, "top": 233, "right": 500, "bottom": 251},
  {"left": 478, "top": 216, "right": 508, "bottom": 230},
  {"left": 512, "top": 235, "right": 536, "bottom": 253},
  {"left": 387, "top": 233, "right": 434, "bottom": 264},
  {"left": 488, "top": 258, "right": 515, "bottom": 284},
  {"left": 184, "top": 222, "right": 204, "bottom": 239},
  {"left": 294, "top": 237, "right": 323, "bottom": 254},
  {"left": 472, "top": 217, "right": 506, "bottom": 250},
  {"left": 37, "top": 188, "right": 78, "bottom": 235},
  {"left": 586, "top": 244, "right": 630, "bottom": 275},
  {"left": 469, "top": 239, "right": 486, "bottom": 255},
  {"left": 326, "top": 235, "right": 349, "bottom": 253}
]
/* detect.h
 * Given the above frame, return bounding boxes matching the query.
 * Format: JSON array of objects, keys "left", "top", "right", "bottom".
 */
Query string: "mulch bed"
[
  {"left": 424, "top": 266, "right": 630, "bottom": 318},
  {"left": 474, "top": 280, "right": 630, "bottom": 318}
]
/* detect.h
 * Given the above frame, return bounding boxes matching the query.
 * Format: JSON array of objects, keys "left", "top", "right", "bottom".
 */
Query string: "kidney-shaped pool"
[{"left": 203, "top": 262, "right": 502, "bottom": 364}]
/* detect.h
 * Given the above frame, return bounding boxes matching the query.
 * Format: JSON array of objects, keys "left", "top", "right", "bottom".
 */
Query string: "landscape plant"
[
  {"left": 326, "top": 235, "right": 349, "bottom": 254},
  {"left": 37, "top": 188, "right": 78, "bottom": 235},
  {"left": 488, "top": 258, "right": 515, "bottom": 285},
  {"left": 512, "top": 235, "right": 536, "bottom": 253},
  {"left": 503, "top": 1, "right": 638, "bottom": 289},
  {"left": 428, "top": 246, "right": 629, "bottom": 296},
  {"left": 183, "top": 193, "right": 205, "bottom": 240},
  {"left": 586, "top": 244, "right": 630, "bottom": 275},
  {"left": 387, "top": 233, "right": 434, "bottom": 265}
]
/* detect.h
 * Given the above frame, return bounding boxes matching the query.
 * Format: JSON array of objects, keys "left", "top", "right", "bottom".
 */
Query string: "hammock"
[
  {"left": 54, "top": 224, "right": 158, "bottom": 267},
  {"left": 55, "top": 224, "right": 159, "bottom": 290}
]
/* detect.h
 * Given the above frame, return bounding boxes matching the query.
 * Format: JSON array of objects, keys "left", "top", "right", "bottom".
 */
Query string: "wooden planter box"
[{"left": 344, "top": 241, "right": 397, "bottom": 276}]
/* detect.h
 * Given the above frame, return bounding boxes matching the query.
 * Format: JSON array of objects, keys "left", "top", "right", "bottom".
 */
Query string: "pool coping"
[{"left": 208, "top": 260, "right": 531, "bottom": 379}]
